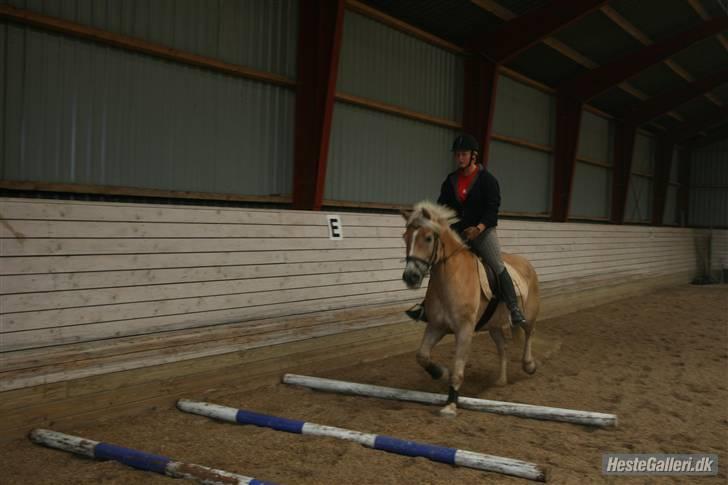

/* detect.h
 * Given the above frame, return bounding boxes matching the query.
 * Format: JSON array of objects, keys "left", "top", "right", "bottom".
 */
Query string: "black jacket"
[{"left": 437, "top": 165, "right": 501, "bottom": 234}]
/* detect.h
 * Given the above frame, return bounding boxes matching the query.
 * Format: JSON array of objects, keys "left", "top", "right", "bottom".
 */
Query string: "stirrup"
[
  {"left": 510, "top": 307, "right": 527, "bottom": 327},
  {"left": 405, "top": 303, "right": 426, "bottom": 322}
]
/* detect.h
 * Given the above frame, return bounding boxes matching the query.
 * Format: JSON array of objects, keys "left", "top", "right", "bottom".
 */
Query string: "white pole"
[
  {"left": 177, "top": 399, "right": 547, "bottom": 482},
  {"left": 283, "top": 374, "right": 617, "bottom": 428}
]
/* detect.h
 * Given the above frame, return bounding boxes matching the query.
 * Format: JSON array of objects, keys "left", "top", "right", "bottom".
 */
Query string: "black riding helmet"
[{"left": 451, "top": 133, "right": 479, "bottom": 152}]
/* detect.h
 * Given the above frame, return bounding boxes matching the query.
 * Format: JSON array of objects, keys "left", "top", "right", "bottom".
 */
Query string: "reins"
[{"left": 405, "top": 227, "right": 469, "bottom": 275}]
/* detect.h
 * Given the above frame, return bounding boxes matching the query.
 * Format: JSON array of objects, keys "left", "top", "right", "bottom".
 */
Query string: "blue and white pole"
[
  {"left": 177, "top": 400, "right": 546, "bottom": 482},
  {"left": 29, "top": 429, "right": 276, "bottom": 485}
]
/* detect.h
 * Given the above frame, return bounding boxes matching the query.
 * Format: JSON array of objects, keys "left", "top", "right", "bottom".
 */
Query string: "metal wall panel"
[
  {"left": 577, "top": 110, "right": 612, "bottom": 162},
  {"left": 690, "top": 139, "right": 728, "bottom": 227},
  {"left": 337, "top": 11, "right": 463, "bottom": 121},
  {"left": 663, "top": 185, "right": 678, "bottom": 225},
  {"left": 669, "top": 146, "right": 679, "bottom": 183},
  {"left": 492, "top": 75, "right": 554, "bottom": 145},
  {"left": 570, "top": 162, "right": 611, "bottom": 219},
  {"left": 6, "top": 0, "right": 298, "bottom": 77},
  {"left": 632, "top": 133, "right": 655, "bottom": 174},
  {"left": 488, "top": 141, "right": 551, "bottom": 214},
  {"left": 2, "top": 24, "right": 294, "bottom": 196},
  {"left": 624, "top": 175, "right": 652, "bottom": 222},
  {"left": 325, "top": 102, "right": 456, "bottom": 205}
]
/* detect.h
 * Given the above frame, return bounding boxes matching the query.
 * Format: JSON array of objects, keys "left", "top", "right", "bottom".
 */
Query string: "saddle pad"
[{"left": 476, "top": 259, "right": 529, "bottom": 302}]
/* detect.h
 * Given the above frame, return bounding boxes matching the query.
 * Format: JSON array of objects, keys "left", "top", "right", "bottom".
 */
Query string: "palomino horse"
[{"left": 401, "top": 201, "right": 540, "bottom": 416}]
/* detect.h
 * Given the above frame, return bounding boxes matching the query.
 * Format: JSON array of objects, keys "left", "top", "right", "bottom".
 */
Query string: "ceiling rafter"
[
  {"left": 601, "top": 5, "right": 723, "bottom": 107},
  {"left": 469, "top": 0, "right": 678, "bottom": 125},
  {"left": 686, "top": 0, "right": 728, "bottom": 51}
]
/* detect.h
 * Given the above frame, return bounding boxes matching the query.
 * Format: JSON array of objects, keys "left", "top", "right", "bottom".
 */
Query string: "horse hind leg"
[
  {"left": 521, "top": 323, "right": 537, "bottom": 375},
  {"left": 440, "top": 328, "right": 474, "bottom": 418},
  {"left": 489, "top": 326, "right": 509, "bottom": 386},
  {"left": 416, "top": 324, "right": 449, "bottom": 382}
]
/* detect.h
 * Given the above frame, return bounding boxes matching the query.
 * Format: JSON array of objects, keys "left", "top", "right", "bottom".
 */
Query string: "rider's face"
[{"left": 454, "top": 150, "right": 472, "bottom": 169}]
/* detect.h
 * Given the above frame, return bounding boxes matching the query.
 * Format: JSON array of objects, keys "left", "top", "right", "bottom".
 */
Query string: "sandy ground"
[{"left": 2, "top": 284, "right": 727, "bottom": 484}]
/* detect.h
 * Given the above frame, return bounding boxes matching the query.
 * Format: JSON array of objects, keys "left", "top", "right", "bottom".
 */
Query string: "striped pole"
[
  {"left": 29, "top": 429, "right": 275, "bottom": 485},
  {"left": 177, "top": 399, "right": 546, "bottom": 482},
  {"left": 283, "top": 374, "right": 617, "bottom": 428}
]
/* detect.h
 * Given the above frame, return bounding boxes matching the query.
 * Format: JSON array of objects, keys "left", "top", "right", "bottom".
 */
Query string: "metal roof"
[{"left": 360, "top": 0, "right": 728, "bottom": 142}]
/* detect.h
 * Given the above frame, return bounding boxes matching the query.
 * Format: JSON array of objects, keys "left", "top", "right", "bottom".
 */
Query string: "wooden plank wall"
[{"left": 0, "top": 197, "right": 700, "bottom": 439}]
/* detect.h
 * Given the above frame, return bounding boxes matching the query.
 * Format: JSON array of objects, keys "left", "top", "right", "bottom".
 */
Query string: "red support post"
[
  {"left": 463, "top": 56, "right": 499, "bottom": 168},
  {"left": 611, "top": 121, "right": 637, "bottom": 224},
  {"left": 651, "top": 139, "right": 675, "bottom": 226},
  {"left": 292, "top": 0, "right": 345, "bottom": 210},
  {"left": 551, "top": 94, "right": 583, "bottom": 222}
]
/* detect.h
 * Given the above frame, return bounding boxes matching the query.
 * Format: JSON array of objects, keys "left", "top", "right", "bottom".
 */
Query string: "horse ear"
[
  {"left": 421, "top": 208, "right": 432, "bottom": 220},
  {"left": 400, "top": 209, "right": 413, "bottom": 222}
]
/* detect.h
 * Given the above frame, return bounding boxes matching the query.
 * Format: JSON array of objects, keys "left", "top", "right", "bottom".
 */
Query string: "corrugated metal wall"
[
  {"left": 690, "top": 139, "right": 728, "bottom": 227},
  {"left": 326, "top": 103, "right": 454, "bottom": 204},
  {"left": 489, "top": 75, "right": 554, "bottom": 214},
  {"left": 337, "top": 11, "right": 462, "bottom": 121},
  {"left": 1, "top": 1, "right": 297, "bottom": 196},
  {"left": 663, "top": 146, "right": 680, "bottom": 225},
  {"left": 625, "top": 133, "right": 655, "bottom": 223},
  {"left": 570, "top": 111, "right": 613, "bottom": 219},
  {"left": 6, "top": 0, "right": 298, "bottom": 77},
  {"left": 325, "top": 11, "right": 460, "bottom": 205},
  {"left": 488, "top": 141, "right": 551, "bottom": 214},
  {"left": 492, "top": 75, "right": 553, "bottom": 145}
]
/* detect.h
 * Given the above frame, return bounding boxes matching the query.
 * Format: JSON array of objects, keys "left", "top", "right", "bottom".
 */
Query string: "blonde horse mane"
[{"left": 407, "top": 201, "right": 461, "bottom": 239}]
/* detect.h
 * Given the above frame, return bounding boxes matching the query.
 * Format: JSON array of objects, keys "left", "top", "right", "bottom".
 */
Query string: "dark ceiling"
[{"left": 361, "top": 0, "right": 728, "bottom": 147}]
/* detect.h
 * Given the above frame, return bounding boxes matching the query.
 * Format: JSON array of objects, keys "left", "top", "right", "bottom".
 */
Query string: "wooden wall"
[{"left": 0, "top": 197, "right": 700, "bottom": 439}]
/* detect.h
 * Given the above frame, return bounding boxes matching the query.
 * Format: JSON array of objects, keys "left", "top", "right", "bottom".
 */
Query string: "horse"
[{"left": 401, "top": 201, "right": 540, "bottom": 417}]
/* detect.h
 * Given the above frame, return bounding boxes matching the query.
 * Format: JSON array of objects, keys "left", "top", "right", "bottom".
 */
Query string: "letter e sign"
[{"left": 327, "top": 215, "right": 343, "bottom": 240}]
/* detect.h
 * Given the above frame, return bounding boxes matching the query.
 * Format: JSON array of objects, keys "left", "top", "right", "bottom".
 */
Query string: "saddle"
[
  {"left": 474, "top": 257, "right": 500, "bottom": 332},
  {"left": 473, "top": 255, "right": 527, "bottom": 332}
]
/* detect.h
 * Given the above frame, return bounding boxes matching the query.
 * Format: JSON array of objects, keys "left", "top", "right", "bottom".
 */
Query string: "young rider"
[{"left": 406, "top": 133, "right": 527, "bottom": 327}]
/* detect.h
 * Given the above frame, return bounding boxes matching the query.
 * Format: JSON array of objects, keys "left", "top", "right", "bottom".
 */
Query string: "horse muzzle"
[{"left": 402, "top": 265, "right": 424, "bottom": 289}]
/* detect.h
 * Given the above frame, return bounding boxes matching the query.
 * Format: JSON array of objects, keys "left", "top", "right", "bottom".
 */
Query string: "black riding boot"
[
  {"left": 405, "top": 302, "right": 427, "bottom": 322},
  {"left": 498, "top": 269, "right": 527, "bottom": 327}
]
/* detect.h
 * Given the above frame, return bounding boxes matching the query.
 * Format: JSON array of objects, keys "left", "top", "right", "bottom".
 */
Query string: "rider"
[{"left": 405, "top": 133, "right": 527, "bottom": 327}]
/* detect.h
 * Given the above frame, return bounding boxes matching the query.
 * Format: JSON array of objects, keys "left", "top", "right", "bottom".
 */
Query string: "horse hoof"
[
  {"left": 523, "top": 360, "right": 537, "bottom": 375},
  {"left": 439, "top": 403, "right": 457, "bottom": 417}
]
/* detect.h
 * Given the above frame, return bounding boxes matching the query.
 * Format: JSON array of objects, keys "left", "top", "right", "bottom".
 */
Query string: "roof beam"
[
  {"left": 689, "top": 122, "right": 728, "bottom": 148},
  {"left": 468, "top": 0, "right": 608, "bottom": 63},
  {"left": 602, "top": 5, "right": 723, "bottom": 107},
  {"left": 686, "top": 0, "right": 728, "bottom": 52},
  {"left": 469, "top": 0, "right": 680, "bottom": 124},
  {"left": 624, "top": 69, "right": 728, "bottom": 125},
  {"left": 559, "top": 18, "right": 728, "bottom": 101},
  {"left": 668, "top": 106, "right": 728, "bottom": 143}
]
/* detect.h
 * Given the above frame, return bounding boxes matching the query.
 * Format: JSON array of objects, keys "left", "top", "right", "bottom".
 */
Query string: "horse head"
[{"left": 401, "top": 202, "right": 457, "bottom": 289}]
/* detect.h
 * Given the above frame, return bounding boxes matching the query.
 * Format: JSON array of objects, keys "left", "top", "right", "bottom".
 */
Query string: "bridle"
[{"left": 405, "top": 226, "right": 468, "bottom": 275}]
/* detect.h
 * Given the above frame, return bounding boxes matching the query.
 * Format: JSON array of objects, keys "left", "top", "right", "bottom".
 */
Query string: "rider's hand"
[{"left": 463, "top": 226, "right": 482, "bottom": 241}]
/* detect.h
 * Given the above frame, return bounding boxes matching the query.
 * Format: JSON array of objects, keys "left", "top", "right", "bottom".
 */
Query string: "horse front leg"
[
  {"left": 416, "top": 323, "right": 448, "bottom": 381},
  {"left": 440, "top": 328, "right": 473, "bottom": 417},
  {"left": 521, "top": 324, "right": 537, "bottom": 375},
  {"left": 489, "top": 326, "right": 509, "bottom": 386}
]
